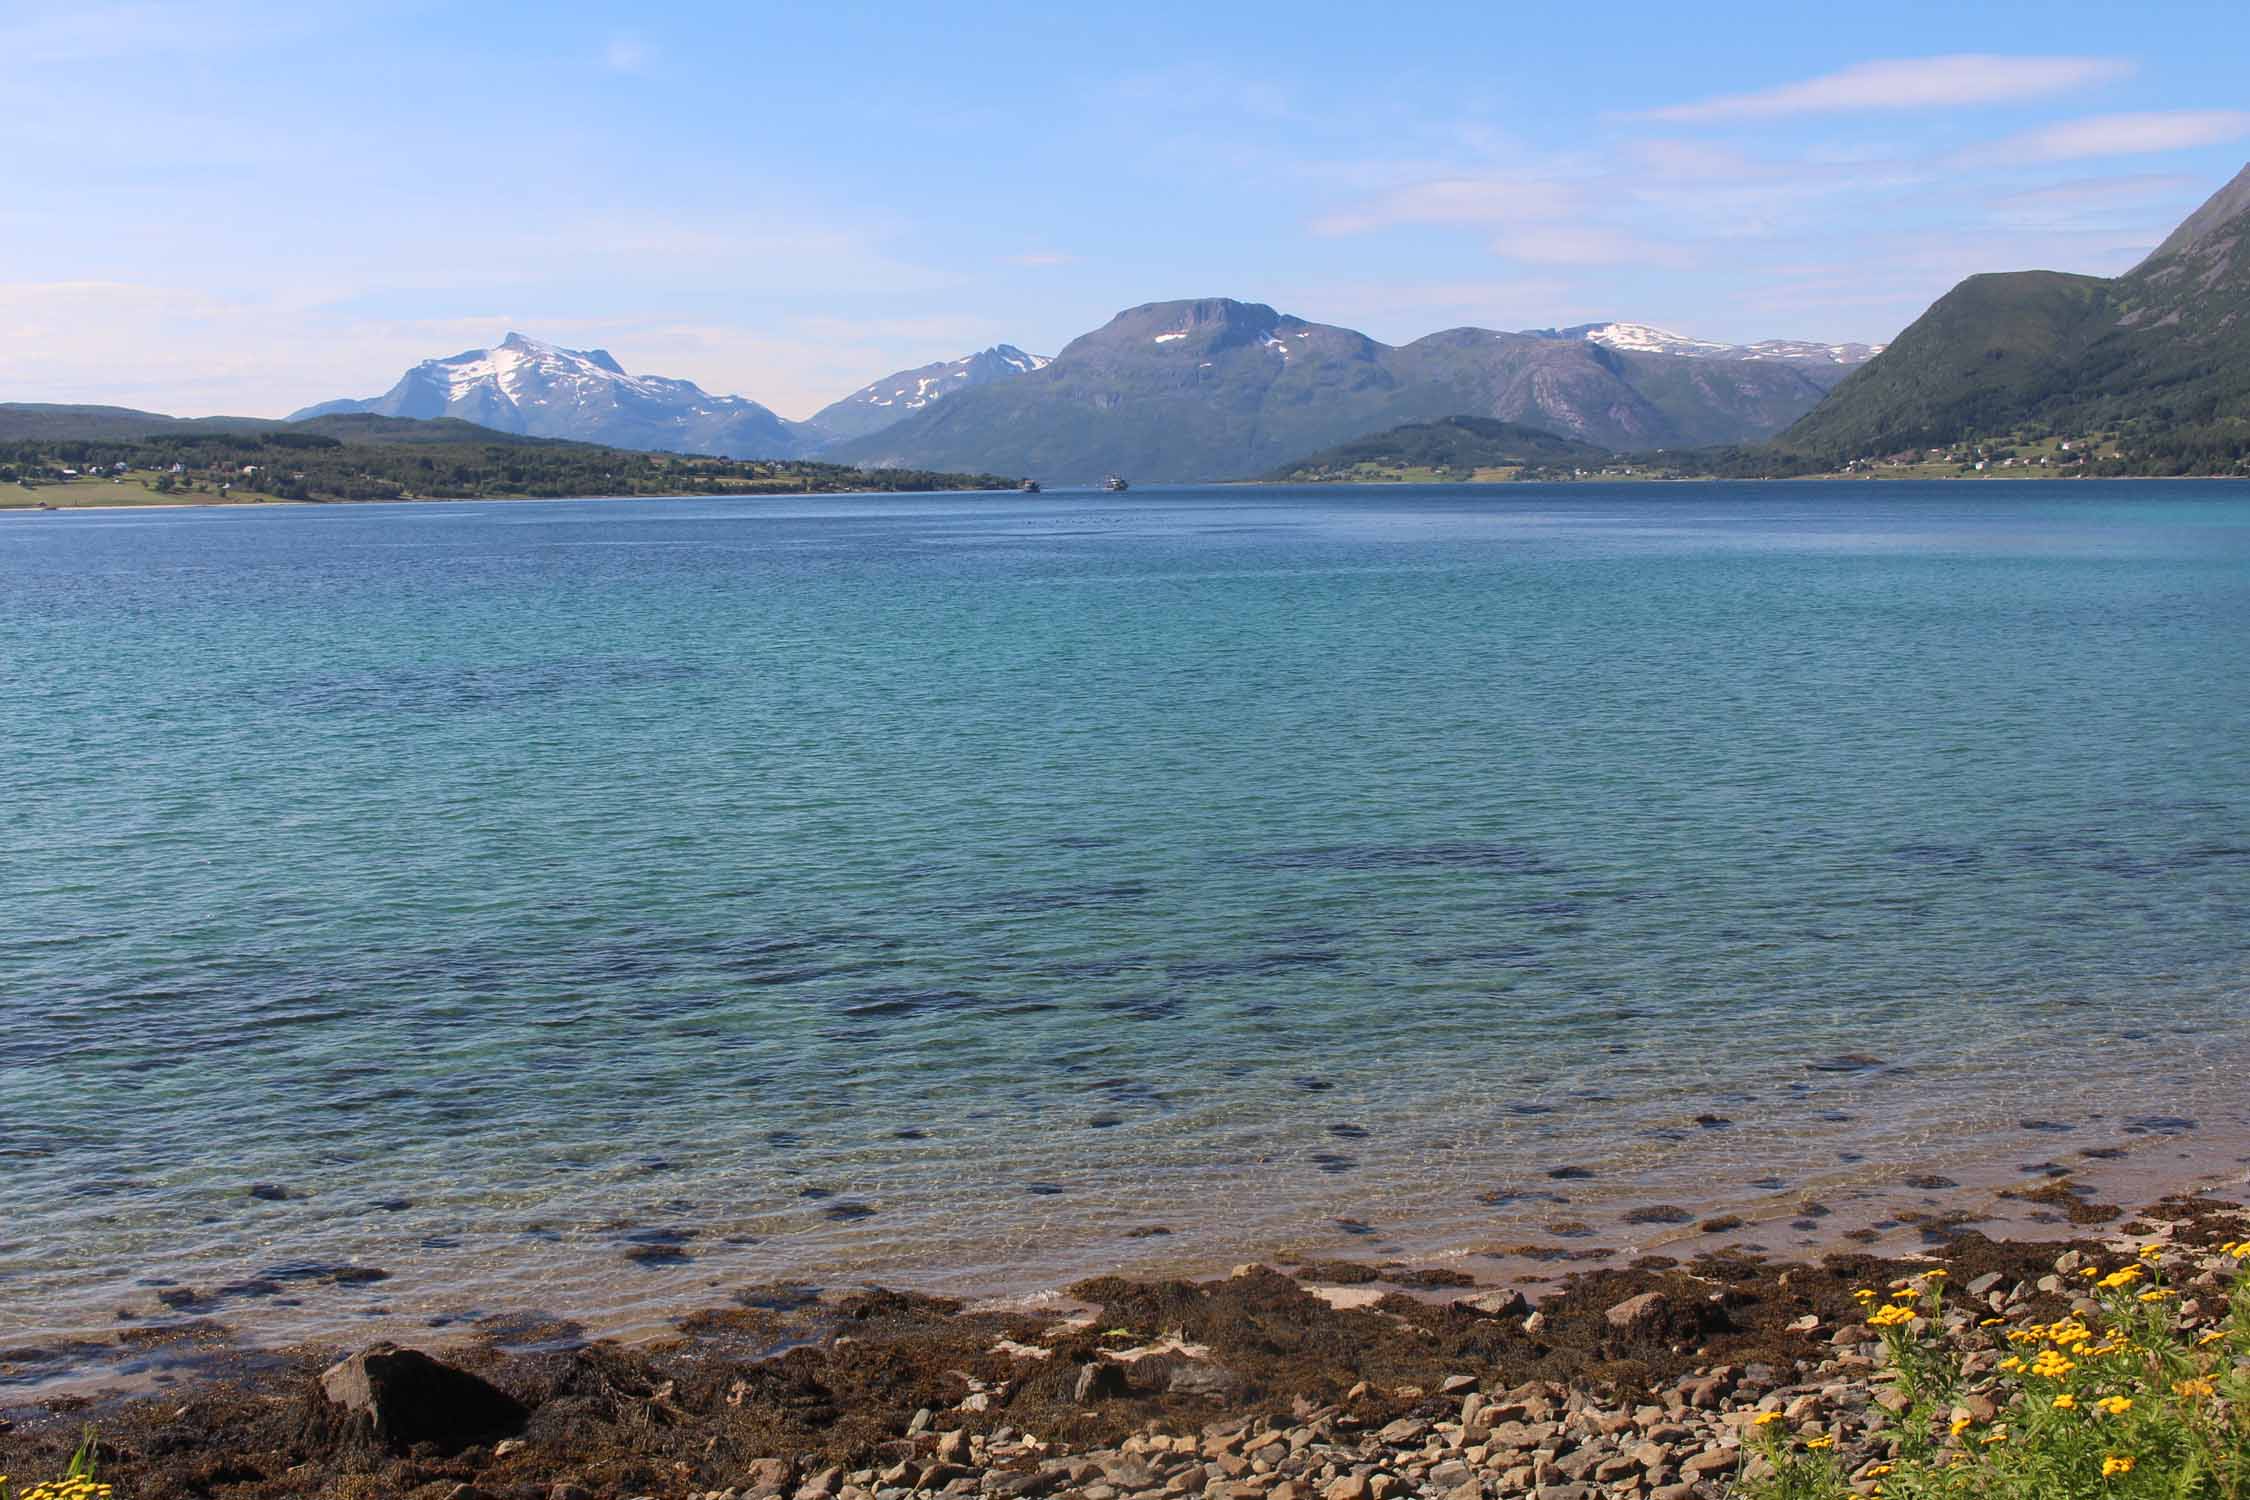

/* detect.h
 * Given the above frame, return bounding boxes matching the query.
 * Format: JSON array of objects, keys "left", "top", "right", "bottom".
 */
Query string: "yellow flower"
[
  {"left": 1999, "top": 1355, "right": 2025, "bottom": 1373},
  {"left": 2053, "top": 1394, "right": 2078, "bottom": 1410},
  {"left": 2176, "top": 1377, "right": 2216, "bottom": 1398},
  {"left": 2104, "top": 1455, "right": 2136, "bottom": 1477},
  {"left": 1806, "top": 1435, "right": 1835, "bottom": 1450},
  {"left": 1868, "top": 1303, "right": 1918, "bottom": 1328},
  {"left": 1982, "top": 1428, "right": 2010, "bottom": 1445},
  {"left": 2138, "top": 1243, "right": 2163, "bottom": 1260},
  {"left": 1853, "top": 1288, "right": 1876, "bottom": 1302},
  {"left": 2137, "top": 1289, "right": 2171, "bottom": 1302},
  {"left": 1891, "top": 1285, "right": 1920, "bottom": 1300},
  {"left": 2198, "top": 1330, "right": 2226, "bottom": 1346},
  {"left": 2095, "top": 1396, "right": 2132, "bottom": 1416},
  {"left": 1865, "top": 1464, "right": 1895, "bottom": 1478},
  {"left": 2098, "top": 1265, "right": 2144, "bottom": 1290},
  {"left": 1753, "top": 1411, "right": 1784, "bottom": 1427},
  {"left": 1951, "top": 1415, "right": 1973, "bottom": 1437}
]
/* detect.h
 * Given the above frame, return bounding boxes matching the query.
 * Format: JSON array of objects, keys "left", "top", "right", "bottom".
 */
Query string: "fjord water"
[{"left": 4, "top": 483, "right": 2248, "bottom": 1365}]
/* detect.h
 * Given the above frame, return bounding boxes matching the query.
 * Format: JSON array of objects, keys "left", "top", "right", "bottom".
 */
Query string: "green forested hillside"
[
  {"left": 1270, "top": 416, "right": 1615, "bottom": 480},
  {"left": 0, "top": 410, "right": 1012, "bottom": 504}
]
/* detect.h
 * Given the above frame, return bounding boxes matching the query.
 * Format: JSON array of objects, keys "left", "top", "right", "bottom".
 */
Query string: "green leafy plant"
[{"left": 1743, "top": 1243, "right": 2250, "bottom": 1499}]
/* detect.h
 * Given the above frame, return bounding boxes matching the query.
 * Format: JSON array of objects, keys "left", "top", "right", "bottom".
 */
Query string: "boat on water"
[
  {"left": 1019, "top": 479, "right": 1041, "bottom": 493},
  {"left": 1102, "top": 475, "right": 1129, "bottom": 492}
]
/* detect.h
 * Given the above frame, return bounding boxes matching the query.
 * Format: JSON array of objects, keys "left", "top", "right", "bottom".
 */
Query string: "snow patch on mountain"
[{"left": 1561, "top": 321, "right": 1885, "bottom": 366}]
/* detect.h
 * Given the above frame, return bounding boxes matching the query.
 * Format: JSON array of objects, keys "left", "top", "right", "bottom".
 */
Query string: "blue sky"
[{"left": 5, "top": 0, "right": 2249, "bottom": 418}]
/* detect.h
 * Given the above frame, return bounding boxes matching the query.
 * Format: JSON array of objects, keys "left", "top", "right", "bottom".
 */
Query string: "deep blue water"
[{"left": 4, "top": 482, "right": 2247, "bottom": 1361}]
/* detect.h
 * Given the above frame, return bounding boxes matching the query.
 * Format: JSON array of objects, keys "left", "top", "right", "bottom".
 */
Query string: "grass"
[
  {"left": 1740, "top": 1242, "right": 2250, "bottom": 1499},
  {"left": 1, "top": 476, "right": 292, "bottom": 508}
]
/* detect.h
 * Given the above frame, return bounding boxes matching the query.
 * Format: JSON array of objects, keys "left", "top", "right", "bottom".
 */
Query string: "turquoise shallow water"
[{"left": 3, "top": 482, "right": 2248, "bottom": 1368}]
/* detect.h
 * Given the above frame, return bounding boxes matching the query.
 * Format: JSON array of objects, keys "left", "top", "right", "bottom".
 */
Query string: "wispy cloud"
[
  {"left": 1311, "top": 176, "right": 1581, "bottom": 236},
  {"left": 1490, "top": 226, "right": 1694, "bottom": 268},
  {"left": 1005, "top": 252, "right": 1077, "bottom": 268},
  {"left": 1985, "top": 172, "right": 2200, "bottom": 229},
  {"left": 1957, "top": 110, "right": 2250, "bottom": 165},
  {"left": 0, "top": 1, "right": 283, "bottom": 66},
  {"left": 1644, "top": 55, "right": 2132, "bottom": 122},
  {"left": 1270, "top": 277, "right": 1592, "bottom": 335},
  {"left": 604, "top": 33, "right": 654, "bottom": 73}
]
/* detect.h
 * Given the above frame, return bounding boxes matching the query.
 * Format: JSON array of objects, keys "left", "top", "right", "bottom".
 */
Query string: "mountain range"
[
  {"left": 27, "top": 159, "right": 2250, "bottom": 483},
  {"left": 1774, "top": 162, "right": 2250, "bottom": 466},
  {"left": 823, "top": 299, "right": 1859, "bottom": 482},
  {"left": 290, "top": 311, "right": 1877, "bottom": 482}
]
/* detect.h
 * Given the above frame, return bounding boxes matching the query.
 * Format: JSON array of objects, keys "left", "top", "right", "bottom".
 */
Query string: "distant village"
[
  {"left": 5, "top": 455, "right": 291, "bottom": 497},
  {"left": 1835, "top": 435, "right": 2121, "bottom": 475}
]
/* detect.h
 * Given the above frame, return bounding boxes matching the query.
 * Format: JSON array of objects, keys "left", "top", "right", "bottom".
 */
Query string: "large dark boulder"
[{"left": 311, "top": 1344, "right": 526, "bottom": 1454}]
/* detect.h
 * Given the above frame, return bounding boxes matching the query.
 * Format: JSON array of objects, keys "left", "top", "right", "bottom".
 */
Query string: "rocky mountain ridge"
[
  {"left": 804, "top": 346, "right": 1052, "bottom": 444},
  {"left": 826, "top": 299, "right": 1847, "bottom": 483}
]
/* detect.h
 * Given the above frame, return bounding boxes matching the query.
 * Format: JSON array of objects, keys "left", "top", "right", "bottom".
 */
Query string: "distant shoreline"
[{"left": 12, "top": 472, "right": 2250, "bottom": 513}]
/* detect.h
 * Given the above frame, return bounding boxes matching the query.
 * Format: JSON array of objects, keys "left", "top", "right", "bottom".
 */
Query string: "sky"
[{"left": 5, "top": 0, "right": 2250, "bottom": 420}]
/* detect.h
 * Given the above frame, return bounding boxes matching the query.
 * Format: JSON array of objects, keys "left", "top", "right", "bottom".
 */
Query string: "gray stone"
[{"left": 1606, "top": 1292, "right": 1669, "bottom": 1330}]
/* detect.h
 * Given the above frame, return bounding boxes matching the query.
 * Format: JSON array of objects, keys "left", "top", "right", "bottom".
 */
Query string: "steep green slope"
[
  {"left": 1271, "top": 416, "right": 1614, "bottom": 479},
  {"left": 1777, "top": 162, "right": 2250, "bottom": 468}
]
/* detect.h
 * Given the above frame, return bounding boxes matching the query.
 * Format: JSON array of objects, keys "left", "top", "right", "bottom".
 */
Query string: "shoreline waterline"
[{"left": 7, "top": 1097, "right": 2246, "bottom": 1402}]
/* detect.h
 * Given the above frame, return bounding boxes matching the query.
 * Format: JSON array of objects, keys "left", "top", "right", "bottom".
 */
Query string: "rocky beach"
[{"left": 6, "top": 1178, "right": 2248, "bottom": 1500}]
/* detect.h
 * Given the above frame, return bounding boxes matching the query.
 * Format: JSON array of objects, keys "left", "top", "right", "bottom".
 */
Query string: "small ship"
[
  {"left": 1101, "top": 475, "right": 1129, "bottom": 492},
  {"left": 1018, "top": 479, "right": 1041, "bottom": 493}
]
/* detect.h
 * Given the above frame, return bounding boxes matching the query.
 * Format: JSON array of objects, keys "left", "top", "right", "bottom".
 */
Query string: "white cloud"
[
  {"left": 1644, "top": 55, "right": 2132, "bottom": 122},
  {"left": 1958, "top": 110, "right": 2250, "bottom": 165},
  {"left": 1005, "top": 252, "right": 1077, "bottom": 268},
  {"left": 1311, "top": 176, "right": 1582, "bottom": 236}
]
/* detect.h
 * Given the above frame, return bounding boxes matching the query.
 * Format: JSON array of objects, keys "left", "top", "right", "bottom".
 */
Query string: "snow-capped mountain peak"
[
  {"left": 290, "top": 334, "right": 817, "bottom": 458},
  {"left": 804, "top": 344, "right": 1054, "bottom": 444}
]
